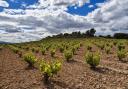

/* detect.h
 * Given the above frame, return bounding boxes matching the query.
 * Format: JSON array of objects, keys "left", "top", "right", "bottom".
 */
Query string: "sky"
[{"left": 0, "top": 0, "right": 128, "bottom": 43}]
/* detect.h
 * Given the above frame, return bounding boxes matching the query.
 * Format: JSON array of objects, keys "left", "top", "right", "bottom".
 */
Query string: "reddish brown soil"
[{"left": 0, "top": 46, "right": 128, "bottom": 89}]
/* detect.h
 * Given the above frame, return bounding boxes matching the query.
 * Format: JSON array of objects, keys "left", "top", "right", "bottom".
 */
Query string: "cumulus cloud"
[
  {"left": 87, "top": 0, "right": 128, "bottom": 35},
  {"left": 38, "top": 0, "right": 90, "bottom": 7},
  {"left": 0, "top": 0, "right": 91, "bottom": 43},
  {"left": 0, "top": 0, "right": 128, "bottom": 43},
  {"left": 0, "top": 10, "right": 93, "bottom": 43},
  {"left": 0, "top": 0, "right": 9, "bottom": 7},
  {"left": 27, "top": 0, "right": 89, "bottom": 10}
]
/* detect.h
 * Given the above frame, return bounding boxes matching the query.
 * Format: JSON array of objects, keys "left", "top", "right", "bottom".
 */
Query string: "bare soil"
[{"left": 0, "top": 45, "right": 128, "bottom": 89}]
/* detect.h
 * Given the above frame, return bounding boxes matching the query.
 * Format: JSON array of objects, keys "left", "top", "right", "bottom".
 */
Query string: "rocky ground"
[{"left": 0, "top": 45, "right": 128, "bottom": 89}]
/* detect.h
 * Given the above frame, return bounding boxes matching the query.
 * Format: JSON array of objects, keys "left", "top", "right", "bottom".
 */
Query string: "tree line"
[
  {"left": 51, "top": 28, "right": 96, "bottom": 38},
  {"left": 46, "top": 28, "right": 128, "bottom": 39}
]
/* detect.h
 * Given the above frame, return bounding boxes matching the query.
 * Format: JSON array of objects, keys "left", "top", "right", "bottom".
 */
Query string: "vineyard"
[{"left": 0, "top": 38, "right": 128, "bottom": 89}]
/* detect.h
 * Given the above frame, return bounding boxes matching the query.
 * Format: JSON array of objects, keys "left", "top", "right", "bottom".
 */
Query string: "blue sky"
[
  {"left": 67, "top": 0, "right": 106, "bottom": 16},
  {"left": 0, "top": 0, "right": 106, "bottom": 16},
  {"left": 6, "top": 0, "right": 38, "bottom": 9}
]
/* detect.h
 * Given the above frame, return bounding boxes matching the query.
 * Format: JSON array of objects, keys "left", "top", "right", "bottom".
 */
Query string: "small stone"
[{"left": 76, "top": 83, "right": 82, "bottom": 89}]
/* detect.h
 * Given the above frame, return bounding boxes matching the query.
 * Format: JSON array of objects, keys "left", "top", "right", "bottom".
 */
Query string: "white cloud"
[
  {"left": 0, "top": 0, "right": 91, "bottom": 43},
  {"left": 0, "top": 0, "right": 128, "bottom": 43},
  {"left": 0, "top": 10, "right": 93, "bottom": 43},
  {"left": 38, "top": 0, "right": 89, "bottom": 7},
  {"left": 0, "top": 0, "right": 9, "bottom": 7},
  {"left": 27, "top": 0, "right": 89, "bottom": 10},
  {"left": 87, "top": 0, "right": 128, "bottom": 35},
  {"left": 88, "top": 5, "right": 94, "bottom": 8}
]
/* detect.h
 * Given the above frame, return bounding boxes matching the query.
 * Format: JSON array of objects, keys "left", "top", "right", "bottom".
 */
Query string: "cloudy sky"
[{"left": 0, "top": 0, "right": 128, "bottom": 43}]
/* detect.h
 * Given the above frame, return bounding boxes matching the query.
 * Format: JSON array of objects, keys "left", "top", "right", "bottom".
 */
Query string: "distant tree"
[
  {"left": 106, "top": 35, "right": 112, "bottom": 38},
  {"left": 50, "top": 28, "right": 96, "bottom": 38},
  {"left": 46, "top": 36, "right": 52, "bottom": 39},
  {"left": 114, "top": 33, "right": 128, "bottom": 39},
  {"left": 86, "top": 28, "right": 96, "bottom": 37},
  {"left": 64, "top": 33, "right": 69, "bottom": 38},
  {"left": 71, "top": 31, "right": 82, "bottom": 38},
  {"left": 99, "top": 35, "right": 104, "bottom": 38},
  {"left": 81, "top": 33, "right": 86, "bottom": 37},
  {"left": 56, "top": 33, "right": 63, "bottom": 38},
  {"left": 90, "top": 28, "right": 96, "bottom": 37},
  {"left": 77, "top": 31, "right": 81, "bottom": 37},
  {"left": 86, "top": 30, "right": 90, "bottom": 37}
]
